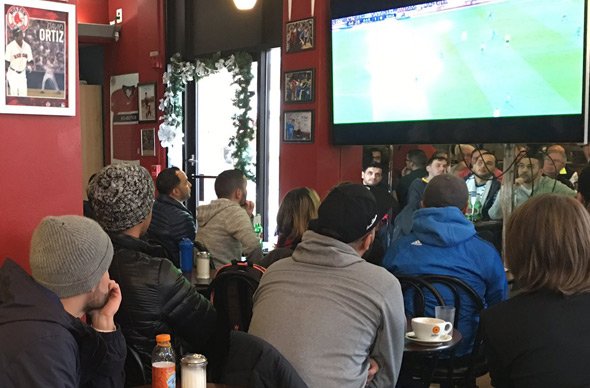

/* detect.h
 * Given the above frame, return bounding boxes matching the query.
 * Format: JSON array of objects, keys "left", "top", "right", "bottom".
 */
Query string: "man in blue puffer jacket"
[{"left": 383, "top": 174, "right": 508, "bottom": 357}]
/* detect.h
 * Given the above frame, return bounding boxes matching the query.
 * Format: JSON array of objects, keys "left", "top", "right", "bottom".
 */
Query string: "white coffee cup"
[{"left": 411, "top": 317, "right": 453, "bottom": 340}]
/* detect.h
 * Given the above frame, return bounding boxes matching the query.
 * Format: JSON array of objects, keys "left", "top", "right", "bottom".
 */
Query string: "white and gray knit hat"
[
  {"left": 30, "top": 215, "right": 114, "bottom": 298},
  {"left": 88, "top": 164, "right": 155, "bottom": 232}
]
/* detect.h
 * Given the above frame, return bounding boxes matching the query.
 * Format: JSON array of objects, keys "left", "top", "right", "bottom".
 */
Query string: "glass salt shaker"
[{"left": 181, "top": 353, "right": 207, "bottom": 388}]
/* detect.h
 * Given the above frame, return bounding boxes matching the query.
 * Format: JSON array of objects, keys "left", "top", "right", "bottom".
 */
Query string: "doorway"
[{"left": 181, "top": 48, "right": 281, "bottom": 244}]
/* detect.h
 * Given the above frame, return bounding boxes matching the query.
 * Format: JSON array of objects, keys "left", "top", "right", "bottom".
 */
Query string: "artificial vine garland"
[{"left": 158, "top": 52, "right": 256, "bottom": 181}]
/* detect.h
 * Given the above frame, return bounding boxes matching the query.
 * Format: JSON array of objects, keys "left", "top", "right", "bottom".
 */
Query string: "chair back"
[
  {"left": 397, "top": 275, "right": 445, "bottom": 318},
  {"left": 420, "top": 275, "right": 487, "bottom": 387}
]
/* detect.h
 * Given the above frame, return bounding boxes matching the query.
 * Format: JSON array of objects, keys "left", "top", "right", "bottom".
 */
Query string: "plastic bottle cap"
[{"left": 156, "top": 334, "right": 171, "bottom": 343}]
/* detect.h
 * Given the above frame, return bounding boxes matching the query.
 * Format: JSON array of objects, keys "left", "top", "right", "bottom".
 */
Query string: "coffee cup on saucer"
[{"left": 411, "top": 317, "right": 453, "bottom": 340}]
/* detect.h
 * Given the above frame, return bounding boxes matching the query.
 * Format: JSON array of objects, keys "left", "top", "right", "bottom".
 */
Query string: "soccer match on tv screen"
[{"left": 331, "top": 0, "right": 585, "bottom": 125}]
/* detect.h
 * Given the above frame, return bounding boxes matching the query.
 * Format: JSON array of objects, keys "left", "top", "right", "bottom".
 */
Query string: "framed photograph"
[
  {"left": 284, "top": 69, "right": 314, "bottom": 103},
  {"left": 141, "top": 128, "right": 156, "bottom": 156},
  {"left": 138, "top": 82, "right": 157, "bottom": 123},
  {"left": 285, "top": 17, "right": 314, "bottom": 53},
  {"left": 0, "top": 0, "right": 76, "bottom": 115},
  {"left": 283, "top": 110, "right": 314, "bottom": 143}
]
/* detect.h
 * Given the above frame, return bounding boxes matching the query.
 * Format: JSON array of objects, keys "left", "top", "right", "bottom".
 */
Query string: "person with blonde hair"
[
  {"left": 260, "top": 187, "right": 320, "bottom": 267},
  {"left": 481, "top": 194, "right": 590, "bottom": 387}
]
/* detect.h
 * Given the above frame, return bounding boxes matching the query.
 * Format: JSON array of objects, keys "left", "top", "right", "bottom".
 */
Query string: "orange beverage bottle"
[{"left": 152, "top": 334, "right": 176, "bottom": 388}]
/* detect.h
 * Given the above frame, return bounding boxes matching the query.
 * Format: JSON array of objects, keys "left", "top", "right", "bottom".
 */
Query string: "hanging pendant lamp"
[{"left": 233, "top": 0, "right": 257, "bottom": 11}]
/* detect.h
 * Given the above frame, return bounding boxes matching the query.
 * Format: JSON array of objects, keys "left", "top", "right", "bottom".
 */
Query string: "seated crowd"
[{"left": 2, "top": 143, "right": 590, "bottom": 388}]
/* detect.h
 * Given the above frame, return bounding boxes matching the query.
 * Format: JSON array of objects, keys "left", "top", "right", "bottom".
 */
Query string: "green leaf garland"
[{"left": 159, "top": 52, "right": 256, "bottom": 181}]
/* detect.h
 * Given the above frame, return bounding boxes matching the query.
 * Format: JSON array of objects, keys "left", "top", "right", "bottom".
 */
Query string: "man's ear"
[
  {"left": 234, "top": 187, "right": 243, "bottom": 202},
  {"left": 362, "top": 229, "right": 376, "bottom": 251},
  {"left": 420, "top": 200, "right": 425, "bottom": 209}
]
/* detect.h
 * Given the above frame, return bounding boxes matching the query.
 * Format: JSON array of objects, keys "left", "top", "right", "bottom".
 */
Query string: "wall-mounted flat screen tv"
[{"left": 330, "top": 0, "right": 589, "bottom": 144}]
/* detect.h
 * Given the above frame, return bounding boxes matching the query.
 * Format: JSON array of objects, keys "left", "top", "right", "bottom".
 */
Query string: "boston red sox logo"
[{"left": 6, "top": 5, "right": 30, "bottom": 32}]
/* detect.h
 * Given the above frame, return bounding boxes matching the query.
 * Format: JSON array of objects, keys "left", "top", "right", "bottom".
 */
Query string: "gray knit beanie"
[
  {"left": 30, "top": 215, "right": 114, "bottom": 298},
  {"left": 88, "top": 163, "right": 155, "bottom": 232}
]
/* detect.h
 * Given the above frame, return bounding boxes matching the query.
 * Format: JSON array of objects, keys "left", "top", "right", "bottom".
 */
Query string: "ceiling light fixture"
[{"left": 233, "top": 0, "right": 257, "bottom": 11}]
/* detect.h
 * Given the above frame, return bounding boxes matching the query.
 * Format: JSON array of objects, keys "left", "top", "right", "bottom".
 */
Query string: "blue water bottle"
[{"left": 179, "top": 238, "right": 194, "bottom": 274}]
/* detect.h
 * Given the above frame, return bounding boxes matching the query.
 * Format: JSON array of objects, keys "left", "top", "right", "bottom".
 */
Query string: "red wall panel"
[
  {"left": 0, "top": 0, "right": 81, "bottom": 271},
  {"left": 103, "top": 0, "right": 166, "bottom": 170},
  {"left": 78, "top": 0, "right": 109, "bottom": 24},
  {"left": 279, "top": 0, "right": 362, "bottom": 200}
]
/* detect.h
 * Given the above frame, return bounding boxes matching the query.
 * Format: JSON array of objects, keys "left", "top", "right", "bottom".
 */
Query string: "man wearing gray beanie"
[
  {"left": 0, "top": 215, "right": 126, "bottom": 387},
  {"left": 88, "top": 163, "right": 216, "bottom": 386}
]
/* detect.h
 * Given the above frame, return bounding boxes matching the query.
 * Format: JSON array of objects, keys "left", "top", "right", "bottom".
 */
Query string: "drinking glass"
[{"left": 435, "top": 305, "right": 455, "bottom": 324}]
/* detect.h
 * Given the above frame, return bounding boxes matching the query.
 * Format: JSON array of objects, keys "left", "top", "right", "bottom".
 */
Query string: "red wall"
[
  {"left": 102, "top": 0, "right": 167, "bottom": 171},
  {"left": 0, "top": 0, "right": 82, "bottom": 271},
  {"left": 77, "top": 0, "right": 109, "bottom": 24},
  {"left": 279, "top": 0, "right": 362, "bottom": 200}
]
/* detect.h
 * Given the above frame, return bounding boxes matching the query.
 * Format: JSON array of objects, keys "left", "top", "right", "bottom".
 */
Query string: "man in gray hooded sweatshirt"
[{"left": 249, "top": 183, "right": 406, "bottom": 388}]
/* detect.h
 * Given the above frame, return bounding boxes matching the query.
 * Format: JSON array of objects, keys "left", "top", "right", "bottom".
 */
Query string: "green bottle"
[
  {"left": 473, "top": 195, "right": 483, "bottom": 222},
  {"left": 253, "top": 214, "right": 263, "bottom": 248}
]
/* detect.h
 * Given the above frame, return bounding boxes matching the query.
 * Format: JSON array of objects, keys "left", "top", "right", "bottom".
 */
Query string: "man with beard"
[
  {"left": 465, "top": 150, "right": 500, "bottom": 220},
  {"left": 488, "top": 153, "right": 575, "bottom": 220},
  {"left": 196, "top": 169, "right": 263, "bottom": 268},
  {"left": 0, "top": 216, "right": 126, "bottom": 387},
  {"left": 148, "top": 167, "right": 196, "bottom": 267},
  {"left": 361, "top": 161, "right": 384, "bottom": 187}
]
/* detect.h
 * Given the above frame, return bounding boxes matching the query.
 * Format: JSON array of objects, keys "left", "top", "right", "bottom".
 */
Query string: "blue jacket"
[{"left": 383, "top": 207, "right": 508, "bottom": 356}]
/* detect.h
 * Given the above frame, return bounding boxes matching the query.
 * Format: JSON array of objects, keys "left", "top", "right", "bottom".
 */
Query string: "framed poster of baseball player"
[
  {"left": 138, "top": 82, "right": 157, "bottom": 123},
  {"left": 0, "top": 0, "right": 75, "bottom": 116}
]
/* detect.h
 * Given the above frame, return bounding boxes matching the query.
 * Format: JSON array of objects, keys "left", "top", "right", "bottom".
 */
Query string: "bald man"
[{"left": 543, "top": 145, "right": 575, "bottom": 189}]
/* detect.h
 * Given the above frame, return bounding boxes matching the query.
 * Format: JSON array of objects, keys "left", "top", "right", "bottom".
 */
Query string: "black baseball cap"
[{"left": 309, "top": 183, "right": 379, "bottom": 243}]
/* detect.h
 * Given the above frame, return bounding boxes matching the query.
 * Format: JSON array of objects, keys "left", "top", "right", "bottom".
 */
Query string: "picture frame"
[
  {"left": 283, "top": 110, "right": 314, "bottom": 143},
  {"left": 0, "top": 0, "right": 76, "bottom": 116},
  {"left": 285, "top": 17, "right": 314, "bottom": 53},
  {"left": 140, "top": 128, "right": 156, "bottom": 156},
  {"left": 138, "top": 82, "right": 157, "bottom": 123},
  {"left": 284, "top": 69, "right": 314, "bottom": 103}
]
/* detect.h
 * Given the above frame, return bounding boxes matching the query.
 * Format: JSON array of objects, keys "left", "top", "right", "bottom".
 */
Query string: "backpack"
[{"left": 209, "top": 260, "right": 266, "bottom": 332}]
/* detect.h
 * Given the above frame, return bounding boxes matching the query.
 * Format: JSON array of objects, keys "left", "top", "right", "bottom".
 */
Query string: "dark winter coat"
[
  {"left": 107, "top": 233, "right": 216, "bottom": 385},
  {"left": 147, "top": 194, "right": 196, "bottom": 267},
  {"left": 0, "top": 259, "right": 126, "bottom": 388}
]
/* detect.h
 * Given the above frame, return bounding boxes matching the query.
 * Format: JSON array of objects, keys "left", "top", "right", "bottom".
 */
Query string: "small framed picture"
[
  {"left": 283, "top": 110, "right": 314, "bottom": 143},
  {"left": 138, "top": 82, "right": 156, "bottom": 123},
  {"left": 284, "top": 69, "right": 314, "bottom": 103},
  {"left": 285, "top": 17, "right": 314, "bottom": 53},
  {"left": 141, "top": 128, "right": 156, "bottom": 156}
]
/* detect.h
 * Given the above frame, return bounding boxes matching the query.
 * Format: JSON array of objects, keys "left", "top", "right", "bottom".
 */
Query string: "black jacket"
[
  {"left": 107, "top": 234, "right": 216, "bottom": 385},
  {"left": 396, "top": 168, "right": 427, "bottom": 208},
  {"left": 219, "top": 331, "right": 308, "bottom": 388},
  {"left": 147, "top": 194, "right": 196, "bottom": 267},
  {"left": 0, "top": 259, "right": 126, "bottom": 388}
]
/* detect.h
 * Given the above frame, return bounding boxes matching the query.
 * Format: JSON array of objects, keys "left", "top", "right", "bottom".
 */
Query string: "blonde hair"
[
  {"left": 276, "top": 187, "right": 320, "bottom": 248},
  {"left": 506, "top": 194, "right": 590, "bottom": 295}
]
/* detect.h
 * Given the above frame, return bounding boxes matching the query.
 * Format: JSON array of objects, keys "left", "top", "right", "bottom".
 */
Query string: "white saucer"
[{"left": 405, "top": 331, "right": 452, "bottom": 346}]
